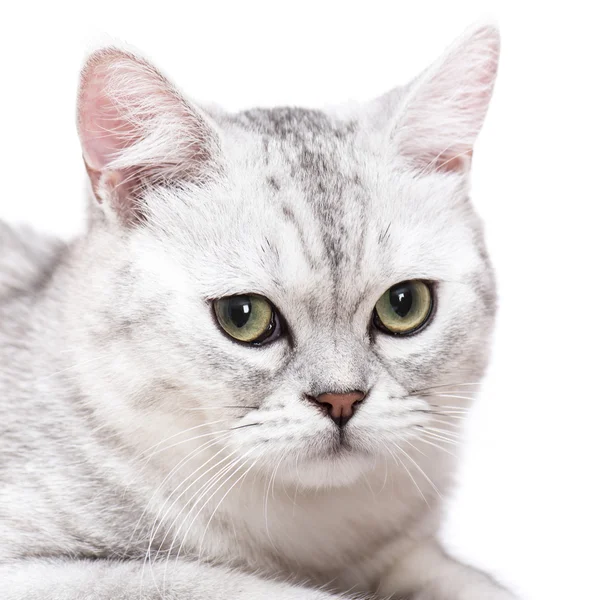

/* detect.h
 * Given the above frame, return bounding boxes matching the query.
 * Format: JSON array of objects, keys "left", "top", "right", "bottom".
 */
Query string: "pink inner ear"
[
  {"left": 83, "top": 161, "right": 141, "bottom": 222},
  {"left": 78, "top": 59, "right": 138, "bottom": 172},
  {"left": 77, "top": 48, "right": 220, "bottom": 225},
  {"left": 433, "top": 149, "right": 473, "bottom": 173},
  {"left": 392, "top": 25, "right": 499, "bottom": 174}
]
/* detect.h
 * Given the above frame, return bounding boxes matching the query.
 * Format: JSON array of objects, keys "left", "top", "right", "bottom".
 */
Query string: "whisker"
[
  {"left": 128, "top": 433, "right": 229, "bottom": 551},
  {"left": 390, "top": 447, "right": 430, "bottom": 508},
  {"left": 140, "top": 420, "right": 228, "bottom": 458},
  {"left": 264, "top": 452, "right": 286, "bottom": 552},
  {"left": 391, "top": 441, "right": 442, "bottom": 499},
  {"left": 197, "top": 453, "right": 263, "bottom": 553},
  {"left": 423, "top": 426, "right": 461, "bottom": 439},
  {"left": 152, "top": 448, "right": 242, "bottom": 561},
  {"left": 416, "top": 436, "right": 458, "bottom": 457},
  {"left": 151, "top": 458, "right": 242, "bottom": 596},
  {"left": 409, "top": 408, "right": 467, "bottom": 423},
  {"left": 411, "top": 382, "right": 481, "bottom": 394},
  {"left": 142, "top": 448, "right": 242, "bottom": 591},
  {"left": 145, "top": 444, "right": 232, "bottom": 551},
  {"left": 377, "top": 449, "right": 390, "bottom": 494},
  {"left": 428, "top": 410, "right": 468, "bottom": 420},
  {"left": 421, "top": 430, "right": 460, "bottom": 446},
  {"left": 426, "top": 416, "right": 462, "bottom": 429},
  {"left": 421, "top": 393, "right": 476, "bottom": 401},
  {"left": 166, "top": 450, "right": 257, "bottom": 585},
  {"left": 402, "top": 437, "right": 427, "bottom": 457},
  {"left": 183, "top": 405, "right": 260, "bottom": 411},
  {"left": 142, "top": 428, "right": 232, "bottom": 462},
  {"left": 382, "top": 444, "right": 401, "bottom": 468},
  {"left": 229, "top": 422, "right": 261, "bottom": 431}
]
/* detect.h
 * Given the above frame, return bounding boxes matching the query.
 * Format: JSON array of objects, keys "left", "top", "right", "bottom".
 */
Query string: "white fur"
[{"left": 0, "top": 23, "right": 516, "bottom": 600}]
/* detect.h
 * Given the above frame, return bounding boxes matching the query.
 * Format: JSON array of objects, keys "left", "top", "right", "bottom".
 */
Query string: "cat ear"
[
  {"left": 390, "top": 24, "right": 500, "bottom": 174},
  {"left": 77, "top": 48, "right": 221, "bottom": 225}
]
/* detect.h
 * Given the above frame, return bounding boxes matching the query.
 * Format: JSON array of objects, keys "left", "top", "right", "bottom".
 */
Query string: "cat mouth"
[{"left": 324, "top": 428, "right": 354, "bottom": 456}]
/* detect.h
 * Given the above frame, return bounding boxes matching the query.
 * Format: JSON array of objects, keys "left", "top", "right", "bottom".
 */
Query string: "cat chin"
[{"left": 273, "top": 450, "right": 377, "bottom": 489}]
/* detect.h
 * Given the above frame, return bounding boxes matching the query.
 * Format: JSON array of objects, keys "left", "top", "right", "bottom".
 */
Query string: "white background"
[{"left": 1, "top": 2, "right": 598, "bottom": 598}]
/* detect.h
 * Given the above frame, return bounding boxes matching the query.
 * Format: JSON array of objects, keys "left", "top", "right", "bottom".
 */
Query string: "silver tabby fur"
[{"left": 0, "top": 23, "right": 517, "bottom": 600}]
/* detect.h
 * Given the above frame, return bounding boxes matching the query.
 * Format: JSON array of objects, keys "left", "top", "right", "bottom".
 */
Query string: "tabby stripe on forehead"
[{"left": 280, "top": 204, "right": 320, "bottom": 271}]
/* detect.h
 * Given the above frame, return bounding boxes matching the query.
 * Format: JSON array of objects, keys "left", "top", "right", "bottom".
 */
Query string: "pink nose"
[{"left": 310, "top": 391, "right": 366, "bottom": 428}]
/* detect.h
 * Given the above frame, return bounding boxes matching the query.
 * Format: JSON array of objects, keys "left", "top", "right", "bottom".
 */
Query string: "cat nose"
[{"left": 308, "top": 391, "right": 366, "bottom": 428}]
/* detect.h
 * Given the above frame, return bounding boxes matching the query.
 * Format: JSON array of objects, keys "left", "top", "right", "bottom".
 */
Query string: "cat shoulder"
[{"left": 0, "top": 221, "right": 67, "bottom": 302}]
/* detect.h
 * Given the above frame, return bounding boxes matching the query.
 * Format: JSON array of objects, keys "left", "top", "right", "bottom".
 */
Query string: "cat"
[{"left": 0, "top": 22, "right": 518, "bottom": 600}]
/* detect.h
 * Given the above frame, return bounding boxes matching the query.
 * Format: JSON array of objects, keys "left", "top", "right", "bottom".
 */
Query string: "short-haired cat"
[{"left": 0, "top": 23, "right": 517, "bottom": 600}]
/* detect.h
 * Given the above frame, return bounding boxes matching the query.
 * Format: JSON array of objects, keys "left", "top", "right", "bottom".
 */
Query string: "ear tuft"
[
  {"left": 390, "top": 23, "right": 500, "bottom": 174},
  {"left": 77, "top": 48, "right": 221, "bottom": 225}
]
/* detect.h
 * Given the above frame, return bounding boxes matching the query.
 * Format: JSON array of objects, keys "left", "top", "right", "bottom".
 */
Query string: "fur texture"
[{"left": 0, "top": 23, "right": 516, "bottom": 600}]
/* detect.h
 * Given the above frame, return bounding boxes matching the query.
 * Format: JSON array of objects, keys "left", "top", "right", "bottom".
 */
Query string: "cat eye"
[
  {"left": 214, "top": 294, "right": 280, "bottom": 345},
  {"left": 373, "top": 280, "right": 433, "bottom": 336}
]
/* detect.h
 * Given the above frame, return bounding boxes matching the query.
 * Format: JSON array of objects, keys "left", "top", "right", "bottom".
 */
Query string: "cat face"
[{"left": 74, "top": 26, "right": 499, "bottom": 488}]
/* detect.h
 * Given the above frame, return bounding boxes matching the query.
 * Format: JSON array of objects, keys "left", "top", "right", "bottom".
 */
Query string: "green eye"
[
  {"left": 374, "top": 280, "right": 433, "bottom": 335},
  {"left": 214, "top": 294, "right": 276, "bottom": 344}
]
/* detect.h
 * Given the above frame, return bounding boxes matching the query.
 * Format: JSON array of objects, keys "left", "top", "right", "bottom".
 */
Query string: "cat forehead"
[
  {"left": 203, "top": 108, "right": 376, "bottom": 273},
  {"left": 224, "top": 106, "right": 358, "bottom": 142},
  {"left": 214, "top": 106, "right": 473, "bottom": 249},
  {"left": 144, "top": 108, "right": 481, "bottom": 307},
  {"left": 218, "top": 107, "right": 362, "bottom": 190}
]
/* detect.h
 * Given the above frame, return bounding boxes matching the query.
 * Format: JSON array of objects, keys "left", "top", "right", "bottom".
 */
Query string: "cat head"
[{"left": 73, "top": 24, "right": 499, "bottom": 489}]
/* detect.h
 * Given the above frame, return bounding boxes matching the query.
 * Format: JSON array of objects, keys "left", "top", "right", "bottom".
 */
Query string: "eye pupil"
[
  {"left": 227, "top": 295, "right": 252, "bottom": 328},
  {"left": 214, "top": 294, "right": 280, "bottom": 345},
  {"left": 374, "top": 280, "right": 433, "bottom": 336},
  {"left": 389, "top": 286, "right": 413, "bottom": 318}
]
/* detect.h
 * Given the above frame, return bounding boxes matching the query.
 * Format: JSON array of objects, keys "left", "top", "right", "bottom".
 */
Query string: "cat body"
[{"left": 0, "top": 24, "right": 516, "bottom": 600}]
